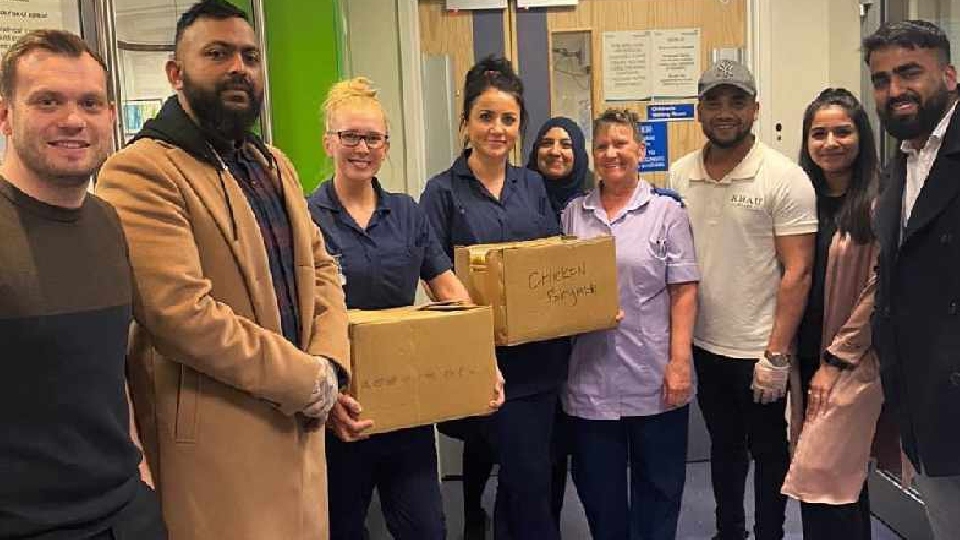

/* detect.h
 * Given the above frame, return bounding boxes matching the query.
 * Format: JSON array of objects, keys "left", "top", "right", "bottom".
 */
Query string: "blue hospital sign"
[
  {"left": 638, "top": 121, "right": 668, "bottom": 173},
  {"left": 647, "top": 104, "right": 695, "bottom": 121}
]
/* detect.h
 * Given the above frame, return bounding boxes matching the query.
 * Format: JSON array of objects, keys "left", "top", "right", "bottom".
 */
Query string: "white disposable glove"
[
  {"left": 751, "top": 356, "right": 790, "bottom": 405},
  {"left": 303, "top": 357, "right": 340, "bottom": 420}
]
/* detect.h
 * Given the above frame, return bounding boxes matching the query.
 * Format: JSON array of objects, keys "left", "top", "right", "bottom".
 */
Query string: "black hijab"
[{"left": 526, "top": 116, "right": 590, "bottom": 217}]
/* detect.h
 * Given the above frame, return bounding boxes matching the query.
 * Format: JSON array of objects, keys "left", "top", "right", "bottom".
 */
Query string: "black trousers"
[
  {"left": 90, "top": 482, "right": 167, "bottom": 540},
  {"left": 550, "top": 402, "right": 571, "bottom": 533},
  {"left": 800, "top": 485, "right": 872, "bottom": 540},
  {"left": 694, "top": 347, "right": 790, "bottom": 540}
]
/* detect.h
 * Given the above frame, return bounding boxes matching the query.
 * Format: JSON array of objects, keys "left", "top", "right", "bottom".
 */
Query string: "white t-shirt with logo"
[{"left": 669, "top": 140, "right": 817, "bottom": 358}]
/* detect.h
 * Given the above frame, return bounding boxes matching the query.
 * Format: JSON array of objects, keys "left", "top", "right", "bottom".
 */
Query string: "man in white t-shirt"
[{"left": 669, "top": 60, "right": 817, "bottom": 540}]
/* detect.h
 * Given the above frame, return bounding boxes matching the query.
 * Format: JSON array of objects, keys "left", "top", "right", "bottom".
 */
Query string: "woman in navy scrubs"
[
  {"left": 307, "top": 77, "right": 504, "bottom": 540},
  {"left": 420, "top": 56, "right": 567, "bottom": 540}
]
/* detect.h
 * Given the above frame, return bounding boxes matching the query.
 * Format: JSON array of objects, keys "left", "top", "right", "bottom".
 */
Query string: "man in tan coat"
[{"left": 96, "top": 1, "right": 349, "bottom": 538}]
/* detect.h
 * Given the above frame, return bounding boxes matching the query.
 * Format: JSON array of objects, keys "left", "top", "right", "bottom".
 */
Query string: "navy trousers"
[
  {"left": 570, "top": 405, "right": 689, "bottom": 540},
  {"left": 490, "top": 391, "right": 560, "bottom": 540},
  {"left": 326, "top": 426, "right": 445, "bottom": 540}
]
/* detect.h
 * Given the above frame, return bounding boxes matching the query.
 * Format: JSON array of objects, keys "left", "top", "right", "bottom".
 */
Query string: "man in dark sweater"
[{"left": 0, "top": 30, "right": 166, "bottom": 539}]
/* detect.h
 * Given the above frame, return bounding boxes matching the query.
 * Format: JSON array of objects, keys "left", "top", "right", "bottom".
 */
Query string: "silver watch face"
[{"left": 765, "top": 352, "right": 790, "bottom": 367}]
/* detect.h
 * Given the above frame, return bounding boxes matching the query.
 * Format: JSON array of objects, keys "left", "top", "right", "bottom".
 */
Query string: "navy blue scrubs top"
[
  {"left": 420, "top": 151, "right": 569, "bottom": 399},
  {"left": 307, "top": 179, "right": 451, "bottom": 311}
]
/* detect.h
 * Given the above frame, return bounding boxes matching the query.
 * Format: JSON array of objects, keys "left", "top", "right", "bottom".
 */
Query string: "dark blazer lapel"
[
  {"left": 876, "top": 154, "right": 906, "bottom": 258},
  {"left": 903, "top": 107, "right": 960, "bottom": 245}
]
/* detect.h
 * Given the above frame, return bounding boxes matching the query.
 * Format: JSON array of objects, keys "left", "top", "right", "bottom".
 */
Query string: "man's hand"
[
  {"left": 663, "top": 359, "right": 691, "bottom": 407},
  {"left": 751, "top": 357, "right": 790, "bottom": 404},
  {"left": 328, "top": 393, "right": 375, "bottom": 442},
  {"left": 805, "top": 364, "right": 841, "bottom": 420},
  {"left": 303, "top": 358, "right": 339, "bottom": 420},
  {"left": 490, "top": 369, "right": 506, "bottom": 410},
  {"left": 139, "top": 458, "right": 155, "bottom": 489}
]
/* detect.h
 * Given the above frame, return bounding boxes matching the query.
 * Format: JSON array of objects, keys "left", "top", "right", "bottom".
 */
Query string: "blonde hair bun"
[{"left": 323, "top": 77, "right": 388, "bottom": 130}]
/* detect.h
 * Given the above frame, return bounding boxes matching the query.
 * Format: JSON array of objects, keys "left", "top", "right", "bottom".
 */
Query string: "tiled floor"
[{"left": 366, "top": 461, "right": 904, "bottom": 539}]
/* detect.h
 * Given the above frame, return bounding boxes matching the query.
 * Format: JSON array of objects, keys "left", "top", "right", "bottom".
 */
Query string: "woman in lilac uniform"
[{"left": 561, "top": 108, "right": 700, "bottom": 540}]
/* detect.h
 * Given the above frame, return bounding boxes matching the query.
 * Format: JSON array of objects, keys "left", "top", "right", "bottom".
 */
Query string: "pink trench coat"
[{"left": 781, "top": 233, "right": 883, "bottom": 504}]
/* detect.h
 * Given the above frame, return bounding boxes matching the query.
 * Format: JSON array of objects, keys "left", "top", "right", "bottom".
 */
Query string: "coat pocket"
[{"left": 175, "top": 364, "right": 200, "bottom": 443}]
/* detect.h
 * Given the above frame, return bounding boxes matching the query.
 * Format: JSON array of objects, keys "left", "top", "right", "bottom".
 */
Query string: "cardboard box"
[
  {"left": 347, "top": 303, "right": 497, "bottom": 435},
  {"left": 454, "top": 236, "right": 619, "bottom": 346}
]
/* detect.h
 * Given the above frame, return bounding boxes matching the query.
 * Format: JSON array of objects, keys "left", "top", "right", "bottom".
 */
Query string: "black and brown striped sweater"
[{"left": 0, "top": 177, "right": 141, "bottom": 538}]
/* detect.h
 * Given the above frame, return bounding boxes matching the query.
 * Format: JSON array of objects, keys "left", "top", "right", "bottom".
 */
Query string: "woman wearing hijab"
[
  {"left": 527, "top": 116, "right": 591, "bottom": 221},
  {"left": 526, "top": 116, "right": 591, "bottom": 528}
]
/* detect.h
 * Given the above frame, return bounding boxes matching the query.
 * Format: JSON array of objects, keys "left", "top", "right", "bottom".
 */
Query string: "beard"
[
  {"left": 182, "top": 71, "right": 263, "bottom": 141},
  {"left": 704, "top": 124, "right": 753, "bottom": 149},
  {"left": 879, "top": 83, "right": 951, "bottom": 141}
]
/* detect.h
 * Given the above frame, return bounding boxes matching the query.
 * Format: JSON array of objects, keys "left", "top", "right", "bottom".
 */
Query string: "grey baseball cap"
[{"left": 698, "top": 60, "right": 757, "bottom": 98}]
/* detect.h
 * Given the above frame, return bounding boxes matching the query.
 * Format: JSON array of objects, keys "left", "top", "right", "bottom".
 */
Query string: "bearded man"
[
  {"left": 95, "top": 1, "right": 350, "bottom": 538},
  {"left": 866, "top": 19, "right": 960, "bottom": 540}
]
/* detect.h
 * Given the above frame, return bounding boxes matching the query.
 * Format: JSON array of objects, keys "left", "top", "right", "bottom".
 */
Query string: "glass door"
[
  {"left": 105, "top": 0, "right": 264, "bottom": 147},
  {"left": 111, "top": 0, "right": 188, "bottom": 144}
]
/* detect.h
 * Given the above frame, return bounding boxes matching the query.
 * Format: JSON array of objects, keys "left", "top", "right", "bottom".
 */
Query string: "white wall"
[
  {"left": 340, "top": 0, "right": 407, "bottom": 194},
  {"left": 753, "top": 0, "right": 863, "bottom": 160}
]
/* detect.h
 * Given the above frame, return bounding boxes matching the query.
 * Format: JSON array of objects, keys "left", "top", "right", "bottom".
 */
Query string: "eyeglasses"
[{"left": 329, "top": 131, "right": 389, "bottom": 149}]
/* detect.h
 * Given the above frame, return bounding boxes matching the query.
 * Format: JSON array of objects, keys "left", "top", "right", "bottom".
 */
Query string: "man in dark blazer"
[{"left": 865, "top": 20, "right": 960, "bottom": 539}]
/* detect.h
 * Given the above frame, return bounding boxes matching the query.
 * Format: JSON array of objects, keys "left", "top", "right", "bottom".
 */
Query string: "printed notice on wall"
[
  {"left": 0, "top": 1, "right": 65, "bottom": 56},
  {"left": 651, "top": 28, "right": 701, "bottom": 98},
  {"left": 517, "top": 0, "right": 577, "bottom": 7},
  {"left": 602, "top": 31, "right": 651, "bottom": 101},
  {"left": 446, "top": 0, "right": 507, "bottom": 9}
]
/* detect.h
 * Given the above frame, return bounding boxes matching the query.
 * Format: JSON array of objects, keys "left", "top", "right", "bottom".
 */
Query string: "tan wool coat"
[
  {"left": 97, "top": 137, "right": 349, "bottom": 539},
  {"left": 782, "top": 233, "right": 883, "bottom": 504}
]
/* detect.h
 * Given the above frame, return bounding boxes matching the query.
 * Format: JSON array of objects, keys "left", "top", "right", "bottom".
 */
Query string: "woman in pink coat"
[{"left": 781, "top": 88, "right": 882, "bottom": 540}]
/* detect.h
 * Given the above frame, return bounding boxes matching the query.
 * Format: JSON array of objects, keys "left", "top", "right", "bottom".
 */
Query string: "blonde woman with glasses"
[{"left": 306, "top": 77, "right": 504, "bottom": 540}]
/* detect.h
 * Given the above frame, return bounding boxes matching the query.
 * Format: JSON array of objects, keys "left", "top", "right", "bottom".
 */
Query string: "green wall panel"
[
  {"left": 225, "top": 0, "right": 250, "bottom": 12},
  {"left": 263, "top": 0, "right": 342, "bottom": 193}
]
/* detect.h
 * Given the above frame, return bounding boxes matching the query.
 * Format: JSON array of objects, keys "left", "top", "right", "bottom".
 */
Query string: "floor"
[
  {"left": 365, "top": 460, "right": 903, "bottom": 539},
  {"left": 364, "top": 401, "right": 906, "bottom": 539}
]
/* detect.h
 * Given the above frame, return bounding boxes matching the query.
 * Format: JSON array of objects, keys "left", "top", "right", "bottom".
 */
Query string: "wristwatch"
[
  {"left": 763, "top": 350, "right": 792, "bottom": 368},
  {"left": 822, "top": 350, "right": 855, "bottom": 371}
]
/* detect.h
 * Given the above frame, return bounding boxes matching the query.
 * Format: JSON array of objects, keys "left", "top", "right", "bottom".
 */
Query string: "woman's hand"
[
  {"left": 327, "top": 393, "right": 375, "bottom": 442},
  {"left": 490, "top": 369, "right": 506, "bottom": 410},
  {"left": 663, "top": 358, "right": 692, "bottom": 408},
  {"left": 805, "top": 364, "right": 841, "bottom": 420}
]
